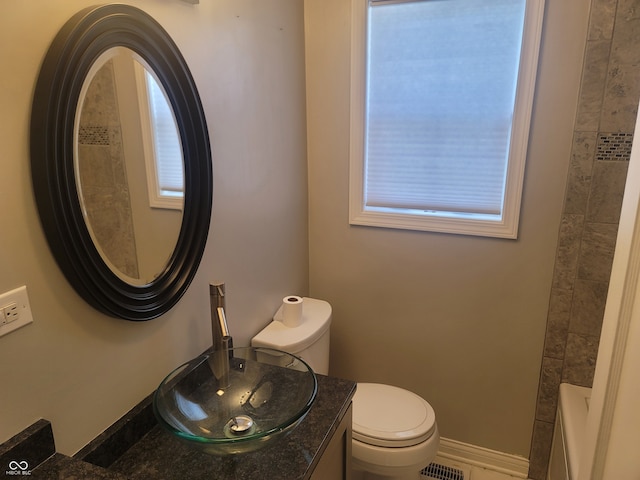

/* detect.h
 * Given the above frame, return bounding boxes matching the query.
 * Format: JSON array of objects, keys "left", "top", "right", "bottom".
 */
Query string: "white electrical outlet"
[
  {"left": 3, "top": 302, "right": 19, "bottom": 322},
  {"left": 0, "top": 286, "right": 34, "bottom": 337}
]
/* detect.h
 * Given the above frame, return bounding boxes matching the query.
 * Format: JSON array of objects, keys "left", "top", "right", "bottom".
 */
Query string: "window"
[
  {"left": 349, "top": 0, "right": 545, "bottom": 238},
  {"left": 135, "top": 63, "right": 184, "bottom": 211}
]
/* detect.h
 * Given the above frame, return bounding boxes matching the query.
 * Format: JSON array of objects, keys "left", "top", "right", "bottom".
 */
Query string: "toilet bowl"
[
  {"left": 251, "top": 298, "right": 439, "bottom": 479},
  {"left": 351, "top": 383, "right": 439, "bottom": 480}
]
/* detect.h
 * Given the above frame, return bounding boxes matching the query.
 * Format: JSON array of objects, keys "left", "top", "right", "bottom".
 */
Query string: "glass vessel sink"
[{"left": 153, "top": 346, "right": 317, "bottom": 455}]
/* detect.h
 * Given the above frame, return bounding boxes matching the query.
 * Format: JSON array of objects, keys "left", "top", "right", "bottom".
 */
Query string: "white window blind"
[
  {"left": 350, "top": 0, "right": 544, "bottom": 238},
  {"left": 366, "top": 0, "right": 525, "bottom": 216},
  {"left": 145, "top": 71, "right": 184, "bottom": 199}
]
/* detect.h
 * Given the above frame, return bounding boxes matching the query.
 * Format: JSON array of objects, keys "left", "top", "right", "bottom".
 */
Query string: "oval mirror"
[{"left": 30, "top": 5, "right": 212, "bottom": 320}]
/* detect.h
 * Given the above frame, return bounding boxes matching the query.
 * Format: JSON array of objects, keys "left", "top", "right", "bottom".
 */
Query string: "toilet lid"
[{"left": 352, "top": 383, "right": 436, "bottom": 448}]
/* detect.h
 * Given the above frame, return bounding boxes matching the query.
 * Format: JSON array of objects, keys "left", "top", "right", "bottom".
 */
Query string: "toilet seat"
[{"left": 352, "top": 383, "right": 436, "bottom": 448}]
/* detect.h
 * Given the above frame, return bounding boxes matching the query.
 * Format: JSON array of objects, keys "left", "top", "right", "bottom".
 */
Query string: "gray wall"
[
  {"left": 529, "top": 0, "right": 640, "bottom": 478},
  {"left": 305, "top": 0, "right": 590, "bottom": 459},
  {"left": 0, "top": 0, "right": 308, "bottom": 454}
]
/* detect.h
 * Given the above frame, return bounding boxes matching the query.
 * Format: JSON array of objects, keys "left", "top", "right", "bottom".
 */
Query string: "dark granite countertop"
[
  {"left": 101, "top": 374, "right": 355, "bottom": 480},
  {"left": 34, "top": 454, "right": 129, "bottom": 480},
  {"left": 0, "top": 420, "right": 126, "bottom": 480},
  {"left": 2, "top": 372, "right": 355, "bottom": 479}
]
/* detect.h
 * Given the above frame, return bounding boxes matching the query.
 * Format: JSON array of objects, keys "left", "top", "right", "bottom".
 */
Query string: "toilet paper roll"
[{"left": 281, "top": 296, "right": 303, "bottom": 328}]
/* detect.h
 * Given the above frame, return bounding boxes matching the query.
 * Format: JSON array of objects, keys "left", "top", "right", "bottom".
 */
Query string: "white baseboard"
[{"left": 436, "top": 437, "right": 529, "bottom": 478}]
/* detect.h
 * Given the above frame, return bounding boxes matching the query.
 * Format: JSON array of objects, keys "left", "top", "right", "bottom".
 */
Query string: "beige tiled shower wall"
[
  {"left": 528, "top": 0, "right": 640, "bottom": 478},
  {"left": 77, "top": 59, "right": 139, "bottom": 279}
]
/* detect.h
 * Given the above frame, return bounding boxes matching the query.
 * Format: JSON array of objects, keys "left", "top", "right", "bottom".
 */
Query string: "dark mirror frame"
[{"left": 30, "top": 4, "right": 212, "bottom": 321}]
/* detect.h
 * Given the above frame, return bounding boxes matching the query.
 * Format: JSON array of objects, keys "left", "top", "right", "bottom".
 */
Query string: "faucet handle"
[{"left": 210, "top": 282, "right": 225, "bottom": 297}]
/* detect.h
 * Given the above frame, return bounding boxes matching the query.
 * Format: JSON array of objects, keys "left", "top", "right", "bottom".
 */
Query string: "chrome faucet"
[
  {"left": 210, "top": 283, "right": 231, "bottom": 343},
  {"left": 210, "top": 283, "right": 233, "bottom": 388}
]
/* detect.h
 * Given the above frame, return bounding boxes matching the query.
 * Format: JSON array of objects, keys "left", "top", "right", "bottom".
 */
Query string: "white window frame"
[{"left": 349, "top": 0, "right": 545, "bottom": 239}]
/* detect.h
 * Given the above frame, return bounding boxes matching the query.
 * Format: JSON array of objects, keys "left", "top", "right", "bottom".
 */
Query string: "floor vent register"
[{"left": 421, "top": 462, "right": 466, "bottom": 480}]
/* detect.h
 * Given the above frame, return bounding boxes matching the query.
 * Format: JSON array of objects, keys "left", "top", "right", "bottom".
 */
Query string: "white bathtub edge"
[{"left": 558, "top": 383, "right": 592, "bottom": 480}]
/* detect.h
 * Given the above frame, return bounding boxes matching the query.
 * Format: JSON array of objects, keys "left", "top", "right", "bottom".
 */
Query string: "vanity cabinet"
[
  {"left": 311, "top": 403, "right": 352, "bottom": 480},
  {"left": 8, "top": 377, "right": 355, "bottom": 479}
]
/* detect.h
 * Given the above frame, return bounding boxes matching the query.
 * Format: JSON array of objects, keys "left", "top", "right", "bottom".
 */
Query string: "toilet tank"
[{"left": 251, "top": 297, "right": 331, "bottom": 375}]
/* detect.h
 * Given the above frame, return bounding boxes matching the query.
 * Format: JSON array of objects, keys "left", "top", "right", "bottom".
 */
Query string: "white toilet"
[{"left": 251, "top": 297, "right": 439, "bottom": 480}]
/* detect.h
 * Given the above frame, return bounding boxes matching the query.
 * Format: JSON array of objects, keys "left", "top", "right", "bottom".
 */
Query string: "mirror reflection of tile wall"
[
  {"left": 77, "top": 60, "right": 139, "bottom": 279},
  {"left": 529, "top": 0, "right": 640, "bottom": 478}
]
